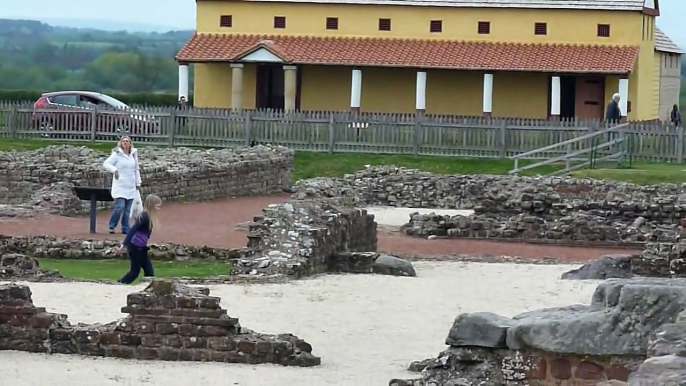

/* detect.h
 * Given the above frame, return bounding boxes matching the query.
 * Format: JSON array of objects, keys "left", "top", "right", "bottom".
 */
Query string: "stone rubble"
[
  {"left": 0, "top": 145, "right": 293, "bottom": 216},
  {"left": 0, "top": 253, "right": 62, "bottom": 281},
  {"left": 629, "top": 310, "right": 686, "bottom": 384},
  {"left": 404, "top": 212, "right": 678, "bottom": 246},
  {"left": 561, "top": 254, "right": 634, "bottom": 280},
  {"left": 0, "top": 279, "right": 321, "bottom": 366},
  {"left": 326, "top": 252, "right": 416, "bottom": 277},
  {"left": 391, "top": 278, "right": 686, "bottom": 385},
  {"left": 294, "top": 166, "right": 686, "bottom": 246},
  {"left": 236, "top": 200, "right": 378, "bottom": 278}
]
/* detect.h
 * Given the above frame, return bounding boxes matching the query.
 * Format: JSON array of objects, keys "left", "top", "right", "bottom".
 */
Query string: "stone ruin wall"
[
  {"left": 392, "top": 278, "right": 686, "bottom": 385},
  {"left": 294, "top": 166, "right": 686, "bottom": 246},
  {"left": 239, "top": 200, "right": 377, "bottom": 277},
  {"left": 0, "top": 145, "right": 293, "bottom": 217},
  {"left": 0, "top": 279, "right": 320, "bottom": 366},
  {"left": 0, "top": 198, "right": 380, "bottom": 279}
]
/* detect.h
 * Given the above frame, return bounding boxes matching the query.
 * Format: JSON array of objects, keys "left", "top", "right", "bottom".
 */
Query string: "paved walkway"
[{"left": 0, "top": 195, "right": 641, "bottom": 263}]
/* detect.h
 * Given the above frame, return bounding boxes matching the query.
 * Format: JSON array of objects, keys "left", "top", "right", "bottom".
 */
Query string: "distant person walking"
[
  {"left": 117, "top": 194, "right": 162, "bottom": 284},
  {"left": 605, "top": 93, "right": 622, "bottom": 123},
  {"left": 671, "top": 104, "right": 681, "bottom": 128},
  {"left": 103, "top": 136, "right": 141, "bottom": 234}
]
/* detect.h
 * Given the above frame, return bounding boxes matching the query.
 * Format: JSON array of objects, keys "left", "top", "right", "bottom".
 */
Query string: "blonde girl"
[{"left": 118, "top": 194, "right": 162, "bottom": 284}]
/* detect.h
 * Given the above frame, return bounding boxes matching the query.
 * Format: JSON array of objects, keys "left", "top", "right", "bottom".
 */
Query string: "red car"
[{"left": 32, "top": 91, "right": 160, "bottom": 138}]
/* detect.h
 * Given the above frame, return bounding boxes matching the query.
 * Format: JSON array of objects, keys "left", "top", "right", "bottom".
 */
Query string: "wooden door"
[{"left": 574, "top": 76, "right": 605, "bottom": 120}]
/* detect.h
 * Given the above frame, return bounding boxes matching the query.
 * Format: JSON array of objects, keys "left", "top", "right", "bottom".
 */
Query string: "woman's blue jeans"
[{"left": 108, "top": 198, "right": 133, "bottom": 233}]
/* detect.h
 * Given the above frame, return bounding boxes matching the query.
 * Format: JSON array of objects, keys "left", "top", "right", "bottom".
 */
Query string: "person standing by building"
[
  {"left": 605, "top": 93, "right": 621, "bottom": 123},
  {"left": 671, "top": 104, "right": 681, "bottom": 129}
]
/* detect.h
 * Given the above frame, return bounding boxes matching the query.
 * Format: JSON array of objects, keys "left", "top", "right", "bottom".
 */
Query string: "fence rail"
[
  {"left": 510, "top": 124, "right": 630, "bottom": 175},
  {"left": 0, "top": 102, "right": 683, "bottom": 163}
]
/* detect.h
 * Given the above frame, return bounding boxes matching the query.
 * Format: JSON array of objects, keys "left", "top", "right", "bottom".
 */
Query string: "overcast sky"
[{"left": 1, "top": 0, "right": 685, "bottom": 45}]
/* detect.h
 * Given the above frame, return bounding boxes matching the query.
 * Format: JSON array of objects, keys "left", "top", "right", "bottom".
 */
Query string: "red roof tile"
[{"left": 176, "top": 34, "right": 640, "bottom": 74}]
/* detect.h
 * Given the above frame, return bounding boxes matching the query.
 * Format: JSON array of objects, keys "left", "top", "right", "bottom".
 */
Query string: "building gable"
[{"left": 238, "top": 47, "right": 285, "bottom": 62}]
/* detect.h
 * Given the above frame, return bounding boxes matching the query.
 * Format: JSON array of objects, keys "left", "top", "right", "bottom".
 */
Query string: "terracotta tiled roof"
[
  {"left": 176, "top": 34, "right": 640, "bottom": 73},
  {"left": 655, "top": 28, "right": 684, "bottom": 54}
]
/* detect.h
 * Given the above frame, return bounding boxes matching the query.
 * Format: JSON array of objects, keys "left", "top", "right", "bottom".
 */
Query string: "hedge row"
[{"left": 0, "top": 90, "right": 192, "bottom": 106}]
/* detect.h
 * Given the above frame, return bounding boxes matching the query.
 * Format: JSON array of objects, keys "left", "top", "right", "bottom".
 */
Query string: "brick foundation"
[{"left": 0, "top": 280, "right": 320, "bottom": 366}]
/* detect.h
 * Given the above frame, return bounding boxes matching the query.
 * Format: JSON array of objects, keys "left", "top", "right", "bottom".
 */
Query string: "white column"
[
  {"left": 350, "top": 68, "right": 362, "bottom": 112},
  {"left": 618, "top": 78, "right": 629, "bottom": 117},
  {"left": 415, "top": 71, "right": 427, "bottom": 113},
  {"left": 230, "top": 64, "right": 243, "bottom": 110},
  {"left": 482, "top": 73, "right": 493, "bottom": 116},
  {"left": 550, "top": 76, "right": 561, "bottom": 117},
  {"left": 283, "top": 65, "right": 297, "bottom": 111},
  {"left": 178, "top": 63, "right": 189, "bottom": 100}
]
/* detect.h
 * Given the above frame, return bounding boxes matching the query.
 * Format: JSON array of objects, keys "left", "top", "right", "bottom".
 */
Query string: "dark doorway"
[
  {"left": 560, "top": 76, "right": 576, "bottom": 119},
  {"left": 574, "top": 76, "right": 605, "bottom": 120},
  {"left": 255, "top": 64, "right": 284, "bottom": 109}
]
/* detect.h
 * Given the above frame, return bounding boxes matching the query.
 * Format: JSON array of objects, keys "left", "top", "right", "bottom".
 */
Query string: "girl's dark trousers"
[{"left": 119, "top": 246, "right": 154, "bottom": 284}]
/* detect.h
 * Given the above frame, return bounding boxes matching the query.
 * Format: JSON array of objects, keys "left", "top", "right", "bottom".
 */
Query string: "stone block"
[{"left": 446, "top": 312, "right": 514, "bottom": 348}]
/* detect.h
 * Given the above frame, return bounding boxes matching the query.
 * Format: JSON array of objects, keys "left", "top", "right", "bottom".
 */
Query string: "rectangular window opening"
[
  {"left": 379, "top": 18, "right": 391, "bottom": 31},
  {"left": 534, "top": 22, "right": 547, "bottom": 35},
  {"left": 274, "top": 16, "right": 286, "bottom": 29},
  {"left": 478, "top": 21, "right": 490, "bottom": 34},
  {"left": 597, "top": 24, "right": 610, "bottom": 37},
  {"left": 430, "top": 20, "right": 442, "bottom": 33},
  {"left": 220, "top": 15, "right": 232, "bottom": 27},
  {"left": 326, "top": 17, "right": 338, "bottom": 30}
]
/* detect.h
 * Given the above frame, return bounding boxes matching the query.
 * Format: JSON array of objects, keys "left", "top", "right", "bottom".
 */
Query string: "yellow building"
[{"left": 176, "top": 0, "right": 682, "bottom": 121}]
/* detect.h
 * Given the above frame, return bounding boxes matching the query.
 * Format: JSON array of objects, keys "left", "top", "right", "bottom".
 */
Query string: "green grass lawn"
[
  {"left": 1, "top": 138, "right": 685, "bottom": 185},
  {"left": 38, "top": 259, "right": 230, "bottom": 282}
]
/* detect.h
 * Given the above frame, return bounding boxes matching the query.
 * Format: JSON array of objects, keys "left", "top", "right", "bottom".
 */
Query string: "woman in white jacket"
[{"left": 103, "top": 136, "right": 141, "bottom": 234}]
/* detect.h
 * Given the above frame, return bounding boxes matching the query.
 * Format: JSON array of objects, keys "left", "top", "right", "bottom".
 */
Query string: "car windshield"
[{"left": 97, "top": 94, "right": 130, "bottom": 109}]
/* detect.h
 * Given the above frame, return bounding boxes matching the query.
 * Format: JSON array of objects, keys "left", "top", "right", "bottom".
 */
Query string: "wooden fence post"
[
  {"left": 677, "top": 125, "right": 684, "bottom": 163},
  {"left": 565, "top": 142, "right": 572, "bottom": 170},
  {"left": 413, "top": 113, "right": 422, "bottom": 155},
  {"left": 244, "top": 110, "right": 252, "bottom": 146},
  {"left": 89, "top": 106, "right": 97, "bottom": 142},
  {"left": 328, "top": 113, "right": 335, "bottom": 154},
  {"left": 9, "top": 105, "right": 18, "bottom": 139},
  {"left": 499, "top": 120, "right": 507, "bottom": 158},
  {"left": 168, "top": 108, "right": 176, "bottom": 147}
]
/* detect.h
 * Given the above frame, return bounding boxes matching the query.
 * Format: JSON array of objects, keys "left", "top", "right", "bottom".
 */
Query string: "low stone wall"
[
  {"left": 294, "top": 167, "right": 686, "bottom": 222},
  {"left": 403, "top": 212, "right": 679, "bottom": 246},
  {"left": 0, "top": 145, "right": 293, "bottom": 216},
  {"left": 391, "top": 278, "right": 686, "bottom": 385},
  {"left": 0, "top": 235, "right": 246, "bottom": 262},
  {"left": 0, "top": 279, "right": 320, "bottom": 366},
  {"left": 294, "top": 166, "right": 686, "bottom": 246},
  {"left": 236, "top": 200, "right": 378, "bottom": 278}
]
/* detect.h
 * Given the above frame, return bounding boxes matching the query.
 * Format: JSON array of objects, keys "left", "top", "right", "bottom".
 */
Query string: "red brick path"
[{"left": 0, "top": 195, "right": 640, "bottom": 263}]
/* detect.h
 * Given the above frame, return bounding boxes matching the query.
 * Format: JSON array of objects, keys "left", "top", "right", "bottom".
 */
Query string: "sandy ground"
[
  {"left": 0, "top": 262, "right": 598, "bottom": 386},
  {"left": 364, "top": 206, "right": 474, "bottom": 231}
]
